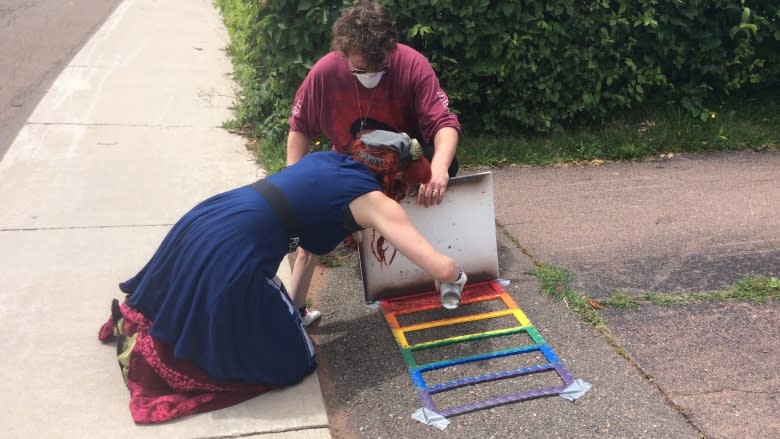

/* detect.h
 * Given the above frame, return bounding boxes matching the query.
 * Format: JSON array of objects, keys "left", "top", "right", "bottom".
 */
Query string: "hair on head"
[
  {"left": 346, "top": 134, "right": 431, "bottom": 265},
  {"left": 331, "top": 0, "right": 398, "bottom": 69}
]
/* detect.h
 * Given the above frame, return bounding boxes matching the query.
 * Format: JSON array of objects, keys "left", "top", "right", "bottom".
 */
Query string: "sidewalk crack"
[
  {"left": 193, "top": 424, "right": 331, "bottom": 439},
  {"left": 25, "top": 122, "right": 197, "bottom": 128},
  {"left": 0, "top": 224, "right": 173, "bottom": 232}
]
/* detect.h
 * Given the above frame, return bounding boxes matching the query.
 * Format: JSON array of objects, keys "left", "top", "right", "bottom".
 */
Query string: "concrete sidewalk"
[{"left": 0, "top": 0, "right": 330, "bottom": 437}]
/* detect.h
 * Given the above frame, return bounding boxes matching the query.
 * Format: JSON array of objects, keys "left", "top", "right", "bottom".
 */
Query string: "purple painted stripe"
[
  {"left": 418, "top": 389, "right": 437, "bottom": 411},
  {"left": 414, "top": 362, "right": 578, "bottom": 416},
  {"left": 554, "top": 362, "right": 576, "bottom": 386},
  {"left": 427, "top": 363, "right": 557, "bottom": 393},
  {"left": 438, "top": 384, "right": 570, "bottom": 418}
]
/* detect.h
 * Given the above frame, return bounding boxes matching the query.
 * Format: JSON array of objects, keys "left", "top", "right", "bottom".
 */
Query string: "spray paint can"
[{"left": 440, "top": 284, "right": 461, "bottom": 309}]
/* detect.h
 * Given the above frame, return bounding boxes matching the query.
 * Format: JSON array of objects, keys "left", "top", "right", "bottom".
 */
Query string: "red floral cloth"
[{"left": 99, "top": 301, "right": 271, "bottom": 424}]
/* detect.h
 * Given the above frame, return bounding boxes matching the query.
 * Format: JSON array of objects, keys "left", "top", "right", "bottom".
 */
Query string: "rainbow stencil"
[{"left": 380, "top": 280, "right": 575, "bottom": 417}]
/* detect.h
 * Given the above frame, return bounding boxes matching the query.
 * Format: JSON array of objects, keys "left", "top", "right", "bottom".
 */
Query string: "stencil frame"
[
  {"left": 380, "top": 280, "right": 576, "bottom": 418},
  {"left": 358, "top": 172, "right": 499, "bottom": 302}
]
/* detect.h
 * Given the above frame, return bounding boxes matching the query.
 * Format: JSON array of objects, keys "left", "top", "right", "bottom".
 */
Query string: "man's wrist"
[{"left": 430, "top": 161, "right": 450, "bottom": 176}]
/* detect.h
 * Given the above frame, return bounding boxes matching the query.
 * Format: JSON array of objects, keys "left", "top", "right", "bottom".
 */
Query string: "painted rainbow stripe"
[{"left": 380, "top": 280, "right": 575, "bottom": 417}]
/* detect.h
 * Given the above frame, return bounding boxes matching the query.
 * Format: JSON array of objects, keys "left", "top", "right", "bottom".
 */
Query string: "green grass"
[
  {"left": 528, "top": 263, "right": 630, "bottom": 358},
  {"left": 527, "top": 265, "right": 607, "bottom": 331},
  {"left": 458, "top": 93, "right": 779, "bottom": 168},
  {"left": 317, "top": 254, "right": 344, "bottom": 268},
  {"left": 600, "top": 275, "right": 780, "bottom": 308},
  {"left": 233, "top": 91, "right": 779, "bottom": 174},
  {"left": 598, "top": 291, "right": 641, "bottom": 309},
  {"left": 528, "top": 264, "right": 779, "bottom": 361}
]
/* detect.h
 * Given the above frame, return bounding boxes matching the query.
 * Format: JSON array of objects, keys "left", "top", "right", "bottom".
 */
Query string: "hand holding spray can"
[{"left": 435, "top": 266, "right": 467, "bottom": 309}]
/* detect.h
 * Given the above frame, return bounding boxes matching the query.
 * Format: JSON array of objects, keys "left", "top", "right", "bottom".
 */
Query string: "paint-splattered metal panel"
[{"left": 359, "top": 171, "right": 499, "bottom": 302}]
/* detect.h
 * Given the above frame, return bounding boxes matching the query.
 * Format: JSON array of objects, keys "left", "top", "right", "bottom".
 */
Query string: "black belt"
[{"left": 249, "top": 180, "right": 301, "bottom": 253}]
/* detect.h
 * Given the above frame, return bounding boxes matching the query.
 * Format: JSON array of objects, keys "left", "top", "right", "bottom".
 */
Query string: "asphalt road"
[
  {"left": 310, "top": 150, "right": 779, "bottom": 439},
  {"left": 0, "top": 0, "right": 122, "bottom": 159}
]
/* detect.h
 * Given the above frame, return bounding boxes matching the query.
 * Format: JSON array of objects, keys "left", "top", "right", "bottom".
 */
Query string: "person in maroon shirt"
[{"left": 286, "top": 0, "right": 462, "bottom": 325}]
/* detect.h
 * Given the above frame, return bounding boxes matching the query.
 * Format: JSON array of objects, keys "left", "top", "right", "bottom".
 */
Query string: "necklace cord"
[{"left": 353, "top": 78, "right": 377, "bottom": 132}]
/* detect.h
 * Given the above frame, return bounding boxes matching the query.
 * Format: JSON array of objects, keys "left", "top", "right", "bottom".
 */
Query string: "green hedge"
[{"left": 216, "top": 0, "right": 779, "bottom": 139}]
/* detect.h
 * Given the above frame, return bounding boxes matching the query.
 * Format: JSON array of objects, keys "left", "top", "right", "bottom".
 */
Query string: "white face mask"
[{"left": 354, "top": 71, "right": 384, "bottom": 89}]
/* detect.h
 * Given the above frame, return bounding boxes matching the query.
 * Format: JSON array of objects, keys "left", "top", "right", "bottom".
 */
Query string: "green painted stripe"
[{"left": 409, "top": 325, "right": 537, "bottom": 351}]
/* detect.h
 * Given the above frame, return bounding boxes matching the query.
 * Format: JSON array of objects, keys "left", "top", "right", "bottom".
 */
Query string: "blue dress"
[{"left": 121, "top": 152, "right": 380, "bottom": 386}]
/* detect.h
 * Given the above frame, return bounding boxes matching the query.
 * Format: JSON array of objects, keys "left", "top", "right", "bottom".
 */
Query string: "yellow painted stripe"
[
  {"left": 392, "top": 328, "right": 410, "bottom": 347},
  {"left": 408, "top": 325, "right": 535, "bottom": 350},
  {"left": 399, "top": 309, "right": 517, "bottom": 333}
]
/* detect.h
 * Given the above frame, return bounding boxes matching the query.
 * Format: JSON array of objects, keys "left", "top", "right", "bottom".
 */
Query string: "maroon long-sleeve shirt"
[{"left": 289, "top": 44, "right": 461, "bottom": 151}]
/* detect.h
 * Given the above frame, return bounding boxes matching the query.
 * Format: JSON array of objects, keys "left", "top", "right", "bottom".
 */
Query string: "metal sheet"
[{"left": 359, "top": 171, "right": 499, "bottom": 302}]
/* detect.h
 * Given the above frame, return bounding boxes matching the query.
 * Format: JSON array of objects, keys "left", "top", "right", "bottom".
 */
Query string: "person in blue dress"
[{"left": 98, "top": 130, "right": 467, "bottom": 423}]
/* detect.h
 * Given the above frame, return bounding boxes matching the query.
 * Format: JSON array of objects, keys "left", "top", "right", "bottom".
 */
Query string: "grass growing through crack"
[
  {"left": 528, "top": 264, "right": 779, "bottom": 359},
  {"left": 600, "top": 275, "right": 780, "bottom": 308},
  {"left": 528, "top": 264, "right": 605, "bottom": 331},
  {"left": 598, "top": 291, "right": 641, "bottom": 309}
]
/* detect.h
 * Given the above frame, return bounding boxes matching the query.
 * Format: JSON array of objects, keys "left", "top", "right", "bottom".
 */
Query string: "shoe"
[{"left": 300, "top": 308, "right": 322, "bottom": 327}]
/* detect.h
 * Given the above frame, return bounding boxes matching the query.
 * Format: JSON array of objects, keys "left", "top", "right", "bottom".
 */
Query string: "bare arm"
[
  {"left": 287, "top": 130, "right": 311, "bottom": 166},
  {"left": 431, "top": 126, "right": 458, "bottom": 177},
  {"left": 418, "top": 126, "right": 459, "bottom": 207},
  {"left": 286, "top": 129, "right": 316, "bottom": 310},
  {"left": 288, "top": 248, "right": 317, "bottom": 309},
  {"left": 350, "top": 191, "right": 460, "bottom": 283}
]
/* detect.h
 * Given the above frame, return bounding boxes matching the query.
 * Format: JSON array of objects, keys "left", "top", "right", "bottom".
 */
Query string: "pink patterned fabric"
[{"left": 99, "top": 302, "right": 271, "bottom": 424}]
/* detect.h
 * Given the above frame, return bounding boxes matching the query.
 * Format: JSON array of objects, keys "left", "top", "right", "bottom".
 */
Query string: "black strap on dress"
[{"left": 249, "top": 180, "right": 301, "bottom": 253}]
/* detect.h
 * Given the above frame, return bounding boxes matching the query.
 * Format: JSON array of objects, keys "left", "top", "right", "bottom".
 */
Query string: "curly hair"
[{"left": 331, "top": 0, "right": 398, "bottom": 69}]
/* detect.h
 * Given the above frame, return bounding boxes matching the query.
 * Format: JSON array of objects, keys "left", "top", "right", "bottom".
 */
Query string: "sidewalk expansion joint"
[
  {"left": 192, "top": 424, "right": 331, "bottom": 439},
  {"left": 25, "top": 122, "right": 195, "bottom": 128},
  {"left": 0, "top": 224, "right": 173, "bottom": 232},
  {"left": 675, "top": 387, "right": 779, "bottom": 397}
]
